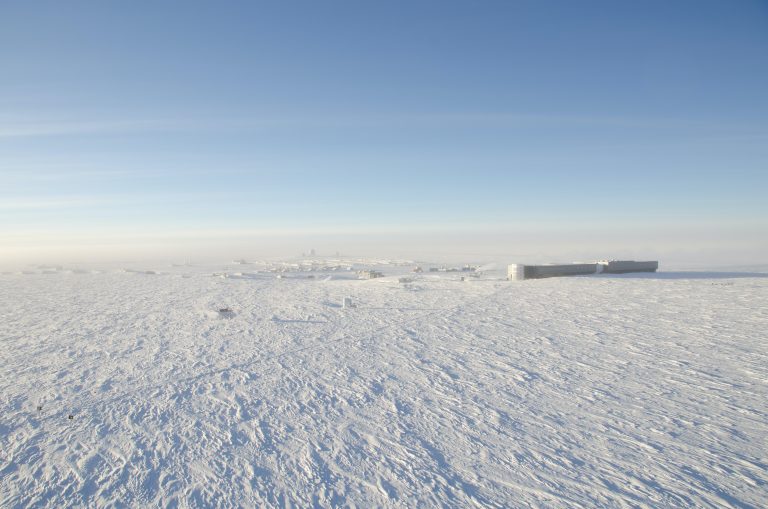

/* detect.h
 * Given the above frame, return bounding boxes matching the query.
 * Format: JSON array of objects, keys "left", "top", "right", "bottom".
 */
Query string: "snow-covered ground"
[{"left": 1, "top": 262, "right": 767, "bottom": 507}]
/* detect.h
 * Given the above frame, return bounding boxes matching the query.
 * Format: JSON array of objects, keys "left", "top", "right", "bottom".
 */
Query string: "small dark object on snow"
[
  {"left": 218, "top": 308, "right": 233, "bottom": 313},
  {"left": 37, "top": 406, "right": 42, "bottom": 411},
  {"left": 68, "top": 414, "right": 74, "bottom": 420}
]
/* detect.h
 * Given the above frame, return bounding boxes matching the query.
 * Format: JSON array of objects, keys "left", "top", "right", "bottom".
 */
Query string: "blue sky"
[{"left": 1, "top": 1, "right": 767, "bottom": 264}]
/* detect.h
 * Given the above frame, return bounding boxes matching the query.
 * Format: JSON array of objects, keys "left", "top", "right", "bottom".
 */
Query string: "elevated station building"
[{"left": 508, "top": 260, "right": 658, "bottom": 280}]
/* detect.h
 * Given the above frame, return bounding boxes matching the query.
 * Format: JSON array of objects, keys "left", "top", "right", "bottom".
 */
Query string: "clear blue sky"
[{"left": 1, "top": 1, "right": 767, "bottom": 264}]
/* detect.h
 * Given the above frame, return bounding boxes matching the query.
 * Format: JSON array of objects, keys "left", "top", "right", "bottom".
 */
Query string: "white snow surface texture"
[{"left": 1, "top": 267, "right": 767, "bottom": 508}]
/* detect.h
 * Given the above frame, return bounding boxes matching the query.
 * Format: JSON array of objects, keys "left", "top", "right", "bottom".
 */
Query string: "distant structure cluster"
[
  {"left": 357, "top": 270, "right": 385, "bottom": 280},
  {"left": 427, "top": 265, "right": 477, "bottom": 273},
  {"left": 508, "top": 260, "right": 658, "bottom": 280}
]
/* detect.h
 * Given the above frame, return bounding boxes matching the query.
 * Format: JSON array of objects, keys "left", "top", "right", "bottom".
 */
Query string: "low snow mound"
[{"left": 199, "top": 305, "right": 236, "bottom": 319}]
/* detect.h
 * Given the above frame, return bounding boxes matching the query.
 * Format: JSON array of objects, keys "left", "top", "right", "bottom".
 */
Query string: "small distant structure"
[
  {"left": 508, "top": 260, "right": 658, "bottom": 280},
  {"left": 357, "top": 270, "right": 384, "bottom": 280},
  {"left": 412, "top": 266, "right": 423, "bottom": 273},
  {"left": 342, "top": 297, "right": 354, "bottom": 308}
]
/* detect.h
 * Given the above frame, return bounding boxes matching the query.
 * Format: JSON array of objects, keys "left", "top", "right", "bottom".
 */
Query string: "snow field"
[{"left": 1, "top": 268, "right": 767, "bottom": 507}]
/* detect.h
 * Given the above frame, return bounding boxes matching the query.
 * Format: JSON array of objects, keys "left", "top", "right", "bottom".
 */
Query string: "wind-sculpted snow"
[{"left": 1, "top": 268, "right": 767, "bottom": 507}]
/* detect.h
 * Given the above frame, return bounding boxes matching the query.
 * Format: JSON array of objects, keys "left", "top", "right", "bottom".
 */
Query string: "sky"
[{"left": 1, "top": 0, "right": 767, "bottom": 267}]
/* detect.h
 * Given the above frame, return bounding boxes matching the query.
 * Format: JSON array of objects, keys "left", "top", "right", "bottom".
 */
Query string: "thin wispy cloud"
[
  {"left": 0, "top": 169, "right": 132, "bottom": 182},
  {"left": 0, "top": 119, "right": 182, "bottom": 138},
  {"left": 0, "top": 192, "right": 227, "bottom": 211},
  {"left": 0, "top": 196, "right": 113, "bottom": 210},
  {"left": 1, "top": 113, "right": 758, "bottom": 138}
]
